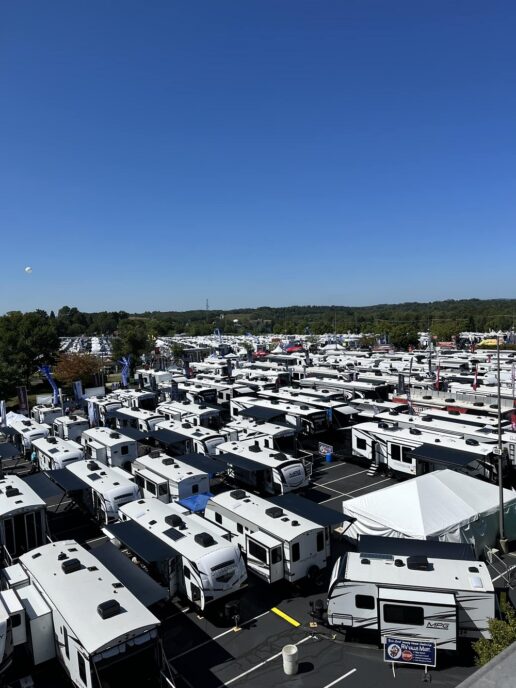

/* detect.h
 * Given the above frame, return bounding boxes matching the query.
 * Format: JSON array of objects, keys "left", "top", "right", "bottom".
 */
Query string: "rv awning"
[
  {"left": 0, "top": 426, "right": 20, "bottom": 438},
  {"left": 269, "top": 493, "right": 354, "bottom": 527},
  {"left": 215, "top": 451, "right": 270, "bottom": 475},
  {"left": 178, "top": 492, "right": 213, "bottom": 513},
  {"left": 179, "top": 453, "right": 223, "bottom": 475},
  {"left": 408, "top": 443, "right": 481, "bottom": 467},
  {"left": 334, "top": 405, "right": 358, "bottom": 416},
  {"left": 240, "top": 406, "right": 285, "bottom": 422},
  {"left": 44, "top": 469, "right": 88, "bottom": 493},
  {"left": 358, "top": 535, "right": 476, "bottom": 561},
  {"left": 378, "top": 587, "right": 456, "bottom": 607},
  {"left": 105, "top": 520, "right": 177, "bottom": 563},
  {"left": 0, "top": 443, "right": 20, "bottom": 460},
  {"left": 90, "top": 541, "right": 168, "bottom": 607},
  {"left": 113, "top": 426, "right": 148, "bottom": 441},
  {"left": 150, "top": 429, "right": 188, "bottom": 446},
  {"left": 23, "top": 472, "right": 64, "bottom": 501}
]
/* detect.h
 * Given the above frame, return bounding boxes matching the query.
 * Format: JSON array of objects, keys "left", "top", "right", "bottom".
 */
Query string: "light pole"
[{"left": 496, "top": 335, "right": 508, "bottom": 553}]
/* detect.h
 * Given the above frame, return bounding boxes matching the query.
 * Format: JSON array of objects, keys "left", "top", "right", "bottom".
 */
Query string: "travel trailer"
[
  {"left": 110, "top": 499, "right": 247, "bottom": 609},
  {"left": 31, "top": 405, "right": 63, "bottom": 426},
  {"left": 8, "top": 540, "right": 171, "bottom": 687},
  {"left": 65, "top": 460, "right": 141, "bottom": 524},
  {"left": 217, "top": 438, "right": 311, "bottom": 494},
  {"left": 7, "top": 418, "right": 49, "bottom": 452},
  {"left": 205, "top": 489, "right": 329, "bottom": 583},
  {"left": 154, "top": 418, "right": 228, "bottom": 456},
  {"left": 230, "top": 396, "right": 330, "bottom": 435},
  {"left": 327, "top": 550, "right": 495, "bottom": 650},
  {"left": 114, "top": 407, "right": 163, "bottom": 434},
  {"left": 0, "top": 475, "right": 48, "bottom": 565},
  {"left": 132, "top": 450, "right": 210, "bottom": 502},
  {"left": 53, "top": 414, "right": 89, "bottom": 442},
  {"left": 31, "top": 436, "right": 84, "bottom": 471},
  {"left": 81, "top": 427, "right": 139, "bottom": 469},
  {"left": 157, "top": 400, "right": 221, "bottom": 428}
]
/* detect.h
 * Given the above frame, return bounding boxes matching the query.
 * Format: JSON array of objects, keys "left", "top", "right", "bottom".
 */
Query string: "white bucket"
[{"left": 282, "top": 644, "right": 299, "bottom": 675}]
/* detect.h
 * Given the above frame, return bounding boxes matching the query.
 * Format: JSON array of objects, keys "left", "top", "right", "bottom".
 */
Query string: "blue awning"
[{"left": 178, "top": 492, "right": 213, "bottom": 513}]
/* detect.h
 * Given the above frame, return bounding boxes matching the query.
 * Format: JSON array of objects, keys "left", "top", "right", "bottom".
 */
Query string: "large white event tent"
[{"left": 342, "top": 469, "right": 516, "bottom": 556}]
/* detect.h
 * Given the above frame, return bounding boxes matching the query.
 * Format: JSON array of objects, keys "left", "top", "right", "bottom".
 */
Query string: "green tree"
[
  {"left": 111, "top": 320, "right": 152, "bottom": 368},
  {"left": 388, "top": 325, "right": 420, "bottom": 350},
  {"left": 473, "top": 599, "right": 516, "bottom": 666}
]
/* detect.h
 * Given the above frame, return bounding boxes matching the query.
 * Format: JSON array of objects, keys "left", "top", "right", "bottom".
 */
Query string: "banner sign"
[
  {"left": 326, "top": 408, "right": 333, "bottom": 423},
  {"left": 0, "top": 400, "right": 6, "bottom": 426},
  {"left": 384, "top": 637, "right": 436, "bottom": 667},
  {"left": 16, "top": 386, "right": 29, "bottom": 415},
  {"left": 72, "top": 380, "right": 84, "bottom": 402},
  {"left": 318, "top": 442, "right": 333, "bottom": 456},
  {"left": 38, "top": 365, "right": 60, "bottom": 406}
]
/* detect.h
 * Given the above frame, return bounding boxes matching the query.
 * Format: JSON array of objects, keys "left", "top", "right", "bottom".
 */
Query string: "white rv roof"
[
  {"left": 53, "top": 415, "right": 89, "bottom": 427},
  {"left": 217, "top": 440, "right": 299, "bottom": 468},
  {"left": 345, "top": 552, "right": 493, "bottom": 593},
  {"left": 155, "top": 419, "right": 223, "bottom": 441},
  {"left": 0, "top": 475, "right": 46, "bottom": 516},
  {"left": 120, "top": 499, "right": 237, "bottom": 561},
  {"left": 135, "top": 452, "right": 207, "bottom": 482},
  {"left": 208, "top": 490, "right": 320, "bottom": 539},
  {"left": 236, "top": 396, "right": 325, "bottom": 418},
  {"left": 115, "top": 407, "right": 161, "bottom": 421},
  {"left": 19, "top": 540, "right": 159, "bottom": 655},
  {"left": 225, "top": 418, "right": 295, "bottom": 438},
  {"left": 82, "top": 427, "right": 136, "bottom": 447},
  {"left": 157, "top": 400, "right": 219, "bottom": 417},
  {"left": 66, "top": 460, "right": 138, "bottom": 494},
  {"left": 31, "top": 436, "right": 83, "bottom": 458}
]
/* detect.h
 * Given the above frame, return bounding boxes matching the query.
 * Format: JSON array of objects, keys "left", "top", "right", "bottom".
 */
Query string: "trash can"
[
  {"left": 325, "top": 452, "right": 332, "bottom": 463},
  {"left": 282, "top": 644, "right": 299, "bottom": 675}
]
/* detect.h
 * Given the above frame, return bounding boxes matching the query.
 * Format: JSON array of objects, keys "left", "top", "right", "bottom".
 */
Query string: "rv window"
[
  {"left": 401, "top": 447, "right": 412, "bottom": 464},
  {"left": 146, "top": 481, "right": 157, "bottom": 496},
  {"left": 215, "top": 512, "right": 222, "bottom": 525},
  {"left": 356, "top": 438, "right": 367, "bottom": 450},
  {"left": 192, "top": 484, "right": 199, "bottom": 494},
  {"left": 77, "top": 653, "right": 87, "bottom": 684},
  {"left": 292, "top": 542, "right": 300, "bottom": 562},
  {"left": 237, "top": 523, "right": 243, "bottom": 534},
  {"left": 249, "top": 540, "right": 267, "bottom": 563},
  {"left": 11, "top": 613, "right": 21, "bottom": 628},
  {"left": 355, "top": 595, "right": 375, "bottom": 610},
  {"left": 158, "top": 484, "right": 168, "bottom": 497},
  {"left": 121, "top": 446, "right": 129, "bottom": 455},
  {"left": 63, "top": 626, "right": 70, "bottom": 658},
  {"left": 271, "top": 546, "right": 282, "bottom": 564},
  {"left": 316, "top": 531, "right": 324, "bottom": 552},
  {"left": 134, "top": 474, "right": 144, "bottom": 488},
  {"left": 184, "top": 566, "right": 191, "bottom": 579},
  {"left": 391, "top": 445, "right": 401, "bottom": 461},
  {"left": 383, "top": 604, "right": 424, "bottom": 626}
]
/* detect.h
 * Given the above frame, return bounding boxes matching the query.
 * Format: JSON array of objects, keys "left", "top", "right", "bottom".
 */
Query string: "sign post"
[{"left": 384, "top": 636, "right": 436, "bottom": 679}]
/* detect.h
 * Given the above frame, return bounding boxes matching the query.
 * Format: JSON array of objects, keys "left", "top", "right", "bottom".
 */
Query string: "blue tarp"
[{"left": 178, "top": 492, "right": 213, "bottom": 513}]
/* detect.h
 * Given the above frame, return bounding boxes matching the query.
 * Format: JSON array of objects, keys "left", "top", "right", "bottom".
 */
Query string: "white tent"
[{"left": 342, "top": 469, "right": 516, "bottom": 556}]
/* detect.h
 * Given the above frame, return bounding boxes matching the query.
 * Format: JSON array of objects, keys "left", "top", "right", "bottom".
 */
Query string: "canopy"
[
  {"left": 105, "top": 520, "right": 177, "bottom": 563},
  {"left": 150, "top": 429, "right": 188, "bottom": 446},
  {"left": 408, "top": 443, "right": 483, "bottom": 468},
  {"left": 44, "top": 469, "right": 87, "bottom": 493},
  {"left": 113, "top": 425, "right": 148, "bottom": 441},
  {"left": 179, "top": 453, "right": 223, "bottom": 475},
  {"left": 91, "top": 541, "right": 168, "bottom": 606},
  {"left": 342, "top": 469, "right": 516, "bottom": 556},
  {"left": 240, "top": 406, "right": 285, "bottom": 422},
  {"left": 178, "top": 492, "right": 213, "bottom": 513},
  {"left": 269, "top": 493, "right": 353, "bottom": 527}
]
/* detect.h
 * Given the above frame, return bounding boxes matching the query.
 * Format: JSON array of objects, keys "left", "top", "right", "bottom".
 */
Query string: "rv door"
[
  {"left": 245, "top": 531, "right": 283, "bottom": 583},
  {"left": 378, "top": 587, "right": 457, "bottom": 650}
]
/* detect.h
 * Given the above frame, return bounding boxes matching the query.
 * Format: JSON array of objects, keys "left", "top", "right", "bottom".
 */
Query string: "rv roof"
[
  {"left": 19, "top": 540, "right": 159, "bottom": 655},
  {"left": 136, "top": 453, "right": 207, "bottom": 481},
  {"left": 344, "top": 551, "right": 493, "bottom": 593},
  {"left": 82, "top": 427, "right": 136, "bottom": 447},
  {"left": 0, "top": 475, "right": 46, "bottom": 516},
  {"left": 66, "top": 461, "right": 137, "bottom": 493}
]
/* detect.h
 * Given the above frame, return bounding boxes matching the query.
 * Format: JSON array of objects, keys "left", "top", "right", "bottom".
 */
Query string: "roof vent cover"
[{"left": 97, "top": 599, "right": 121, "bottom": 619}]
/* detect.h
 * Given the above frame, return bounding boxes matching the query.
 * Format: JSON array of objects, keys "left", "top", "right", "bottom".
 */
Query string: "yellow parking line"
[{"left": 271, "top": 607, "right": 301, "bottom": 627}]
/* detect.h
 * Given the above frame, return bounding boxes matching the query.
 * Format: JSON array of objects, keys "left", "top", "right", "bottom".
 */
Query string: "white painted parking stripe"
[
  {"left": 312, "top": 483, "right": 348, "bottom": 497},
  {"left": 345, "top": 477, "right": 391, "bottom": 494},
  {"left": 318, "top": 469, "right": 368, "bottom": 486},
  {"left": 321, "top": 494, "right": 349, "bottom": 504},
  {"left": 222, "top": 635, "right": 311, "bottom": 686},
  {"left": 169, "top": 611, "right": 270, "bottom": 661},
  {"left": 322, "top": 668, "right": 357, "bottom": 688}
]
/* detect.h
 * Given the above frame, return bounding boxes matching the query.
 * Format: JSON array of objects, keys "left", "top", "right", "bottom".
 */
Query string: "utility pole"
[{"left": 497, "top": 335, "right": 508, "bottom": 553}]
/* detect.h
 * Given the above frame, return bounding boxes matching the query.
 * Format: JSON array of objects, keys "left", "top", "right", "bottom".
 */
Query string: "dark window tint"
[
  {"left": 184, "top": 566, "right": 191, "bottom": 579},
  {"left": 291, "top": 542, "right": 300, "bottom": 562},
  {"left": 355, "top": 595, "right": 375, "bottom": 610},
  {"left": 248, "top": 540, "right": 267, "bottom": 563},
  {"left": 78, "top": 653, "right": 87, "bottom": 684},
  {"left": 383, "top": 604, "right": 424, "bottom": 626},
  {"left": 237, "top": 523, "right": 243, "bottom": 534},
  {"left": 63, "top": 627, "right": 69, "bottom": 658},
  {"left": 391, "top": 445, "right": 401, "bottom": 461},
  {"left": 357, "top": 438, "right": 367, "bottom": 450},
  {"left": 121, "top": 445, "right": 129, "bottom": 455},
  {"left": 316, "top": 531, "right": 324, "bottom": 552},
  {"left": 271, "top": 546, "right": 282, "bottom": 564},
  {"left": 215, "top": 512, "right": 222, "bottom": 524}
]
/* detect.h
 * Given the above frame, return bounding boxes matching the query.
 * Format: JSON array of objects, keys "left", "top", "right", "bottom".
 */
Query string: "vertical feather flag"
[
  {"left": 472, "top": 366, "right": 478, "bottom": 391},
  {"left": 118, "top": 356, "right": 131, "bottom": 388},
  {"left": 38, "top": 365, "right": 60, "bottom": 406}
]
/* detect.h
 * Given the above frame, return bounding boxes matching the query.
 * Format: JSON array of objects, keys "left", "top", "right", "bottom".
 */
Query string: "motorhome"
[
  {"left": 0, "top": 475, "right": 48, "bottom": 565},
  {"left": 350, "top": 421, "right": 497, "bottom": 481},
  {"left": 157, "top": 399, "right": 221, "bottom": 428},
  {"left": 217, "top": 438, "right": 311, "bottom": 494},
  {"left": 110, "top": 499, "right": 247, "bottom": 609},
  {"left": 7, "top": 418, "right": 50, "bottom": 453},
  {"left": 31, "top": 405, "right": 63, "bottom": 426},
  {"left": 53, "top": 414, "right": 89, "bottom": 442},
  {"left": 205, "top": 489, "right": 329, "bottom": 583},
  {"left": 327, "top": 551, "right": 495, "bottom": 650},
  {"left": 154, "top": 418, "right": 228, "bottom": 456},
  {"left": 230, "top": 396, "right": 330, "bottom": 435},
  {"left": 10, "top": 540, "right": 170, "bottom": 687},
  {"left": 65, "top": 460, "right": 141, "bottom": 524},
  {"left": 132, "top": 450, "right": 210, "bottom": 502},
  {"left": 114, "top": 407, "right": 163, "bottom": 434},
  {"left": 81, "top": 427, "right": 139, "bottom": 469},
  {"left": 31, "top": 436, "right": 84, "bottom": 471}
]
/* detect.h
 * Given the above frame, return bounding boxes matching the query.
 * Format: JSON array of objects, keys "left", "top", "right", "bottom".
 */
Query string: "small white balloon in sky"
[{"left": 24, "top": 266, "right": 33, "bottom": 274}]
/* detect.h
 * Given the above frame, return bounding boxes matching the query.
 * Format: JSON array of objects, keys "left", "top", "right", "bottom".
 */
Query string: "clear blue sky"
[{"left": 1, "top": 1, "right": 515, "bottom": 314}]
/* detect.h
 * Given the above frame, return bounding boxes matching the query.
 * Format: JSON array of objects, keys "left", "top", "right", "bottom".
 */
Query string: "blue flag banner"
[
  {"left": 118, "top": 356, "right": 131, "bottom": 387},
  {"left": 39, "top": 365, "right": 60, "bottom": 406}
]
